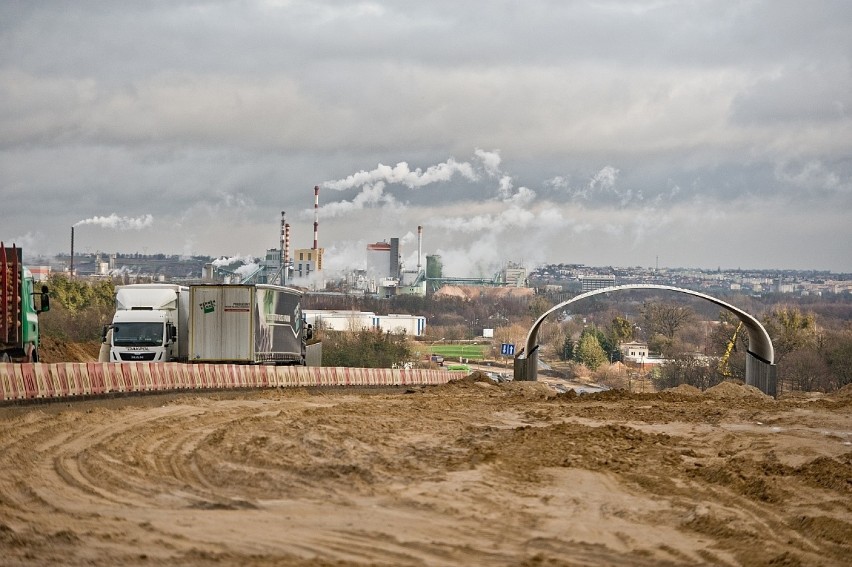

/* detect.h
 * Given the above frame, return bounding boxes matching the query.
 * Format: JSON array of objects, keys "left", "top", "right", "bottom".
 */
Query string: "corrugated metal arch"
[{"left": 516, "top": 285, "right": 775, "bottom": 393}]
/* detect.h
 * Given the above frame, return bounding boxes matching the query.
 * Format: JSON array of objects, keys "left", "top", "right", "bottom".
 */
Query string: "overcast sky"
[{"left": 2, "top": 0, "right": 851, "bottom": 276}]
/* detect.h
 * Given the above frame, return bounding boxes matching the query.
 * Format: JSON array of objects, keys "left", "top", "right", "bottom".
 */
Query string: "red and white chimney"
[
  {"left": 313, "top": 185, "right": 320, "bottom": 250},
  {"left": 280, "top": 211, "right": 286, "bottom": 266},
  {"left": 284, "top": 223, "right": 291, "bottom": 268}
]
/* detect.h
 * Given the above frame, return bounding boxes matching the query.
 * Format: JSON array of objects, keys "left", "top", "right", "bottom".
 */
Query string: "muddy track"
[{"left": 0, "top": 379, "right": 850, "bottom": 566}]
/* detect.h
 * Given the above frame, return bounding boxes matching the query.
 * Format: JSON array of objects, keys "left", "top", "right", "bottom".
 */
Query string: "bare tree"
[
  {"left": 779, "top": 348, "right": 833, "bottom": 392},
  {"left": 641, "top": 302, "right": 695, "bottom": 339}
]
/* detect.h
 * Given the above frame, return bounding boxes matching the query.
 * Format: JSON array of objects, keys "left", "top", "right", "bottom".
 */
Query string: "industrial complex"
[{"left": 19, "top": 184, "right": 852, "bottom": 302}]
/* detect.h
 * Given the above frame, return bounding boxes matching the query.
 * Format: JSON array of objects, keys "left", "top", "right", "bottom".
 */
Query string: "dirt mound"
[
  {"left": 38, "top": 336, "right": 100, "bottom": 363},
  {"left": 705, "top": 380, "right": 772, "bottom": 400},
  {"left": 665, "top": 384, "right": 702, "bottom": 396},
  {"left": 834, "top": 383, "right": 852, "bottom": 398}
]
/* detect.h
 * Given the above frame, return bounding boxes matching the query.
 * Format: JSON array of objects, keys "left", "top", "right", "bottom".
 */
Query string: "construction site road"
[{"left": 0, "top": 376, "right": 850, "bottom": 566}]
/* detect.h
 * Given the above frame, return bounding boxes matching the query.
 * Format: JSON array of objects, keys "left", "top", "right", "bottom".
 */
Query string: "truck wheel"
[{"left": 31, "top": 349, "right": 39, "bottom": 362}]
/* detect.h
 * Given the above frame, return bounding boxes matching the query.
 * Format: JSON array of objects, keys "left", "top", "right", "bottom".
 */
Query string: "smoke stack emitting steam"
[
  {"left": 74, "top": 213, "right": 153, "bottom": 230},
  {"left": 417, "top": 225, "right": 423, "bottom": 272},
  {"left": 313, "top": 185, "right": 319, "bottom": 251}
]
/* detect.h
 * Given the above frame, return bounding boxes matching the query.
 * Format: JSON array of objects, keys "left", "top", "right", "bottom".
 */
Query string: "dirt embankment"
[
  {"left": 0, "top": 376, "right": 849, "bottom": 566},
  {"left": 38, "top": 336, "right": 101, "bottom": 363}
]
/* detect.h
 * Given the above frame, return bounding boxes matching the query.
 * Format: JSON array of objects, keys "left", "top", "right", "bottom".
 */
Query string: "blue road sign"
[{"left": 501, "top": 343, "right": 515, "bottom": 356}]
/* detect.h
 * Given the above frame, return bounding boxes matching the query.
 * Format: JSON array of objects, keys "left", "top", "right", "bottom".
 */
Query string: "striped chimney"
[
  {"left": 313, "top": 185, "right": 319, "bottom": 250},
  {"left": 284, "top": 223, "right": 291, "bottom": 268},
  {"left": 280, "top": 211, "right": 286, "bottom": 265}
]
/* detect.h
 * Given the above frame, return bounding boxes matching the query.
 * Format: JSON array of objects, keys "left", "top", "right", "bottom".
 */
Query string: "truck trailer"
[
  {"left": 188, "top": 284, "right": 305, "bottom": 365},
  {"left": 105, "top": 284, "right": 190, "bottom": 362},
  {"left": 1, "top": 243, "right": 50, "bottom": 362}
]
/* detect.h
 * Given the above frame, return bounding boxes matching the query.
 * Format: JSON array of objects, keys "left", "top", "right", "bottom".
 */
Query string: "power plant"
[{"left": 57, "top": 185, "right": 530, "bottom": 298}]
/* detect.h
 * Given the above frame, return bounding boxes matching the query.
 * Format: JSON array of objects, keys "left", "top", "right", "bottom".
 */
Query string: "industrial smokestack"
[
  {"left": 284, "top": 223, "right": 291, "bottom": 270},
  {"left": 313, "top": 185, "right": 319, "bottom": 250},
  {"left": 280, "top": 211, "right": 286, "bottom": 266},
  {"left": 70, "top": 226, "right": 75, "bottom": 278},
  {"left": 417, "top": 225, "right": 423, "bottom": 272}
]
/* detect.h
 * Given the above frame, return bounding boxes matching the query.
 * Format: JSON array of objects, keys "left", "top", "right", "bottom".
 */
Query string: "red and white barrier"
[{"left": 0, "top": 362, "right": 457, "bottom": 403}]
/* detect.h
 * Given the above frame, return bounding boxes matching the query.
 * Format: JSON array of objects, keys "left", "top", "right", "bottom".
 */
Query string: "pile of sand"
[
  {"left": 665, "top": 383, "right": 702, "bottom": 396},
  {"left": 705, "top": 380, "right": 773, "bottom": 400}
]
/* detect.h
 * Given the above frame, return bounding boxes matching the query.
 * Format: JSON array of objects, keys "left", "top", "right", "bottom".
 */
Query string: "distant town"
[{"left": 28, "top": 249, "right": 852, "bottom": 299}]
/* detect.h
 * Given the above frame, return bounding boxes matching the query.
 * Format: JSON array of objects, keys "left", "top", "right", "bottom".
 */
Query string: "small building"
[
  {"left": 580, "top": 274, "right": 616, "bottom": 292},
  {"left": 29, "top": 266, "right": 51, "bottom": 282},
  {"left": 621, "top": 341, "right": 649, "bottom": 362}
]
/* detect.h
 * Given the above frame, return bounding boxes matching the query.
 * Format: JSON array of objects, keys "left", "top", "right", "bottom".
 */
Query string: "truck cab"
[
  {"left": 2, "top": 244, "right": 49, "bottom": 363},
  {"left": 106, "top": 285, "right": 188, "bottom": 362},
  {"left": 109, "top": 309, "right": 171, "bottom": 361}
]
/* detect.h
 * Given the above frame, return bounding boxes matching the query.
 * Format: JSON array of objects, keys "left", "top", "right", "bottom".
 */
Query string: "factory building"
[
  {"left": 364, "top": 228, "right": 426, "bottom": 298},
  {"left": 367, "top": 239, "right": 398, "bottom": 280},
  {"left": 294, "top": 247, "right": 324, "bottom": 279},
  {"left": 303, "top": 310, "right": 426, "bottom": 336},
  {"left": 502, "top": 263, "right": 527, "bottom": 287}
]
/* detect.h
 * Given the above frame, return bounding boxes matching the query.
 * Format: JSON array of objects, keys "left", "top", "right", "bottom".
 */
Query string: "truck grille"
[{"left": 119, "top": 352, "right": 158, "bottom": 361}]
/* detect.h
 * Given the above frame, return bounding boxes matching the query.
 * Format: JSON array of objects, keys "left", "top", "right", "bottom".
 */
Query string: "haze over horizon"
[{"left": 2, "top": 1, "right": 851, "bottom": 275}]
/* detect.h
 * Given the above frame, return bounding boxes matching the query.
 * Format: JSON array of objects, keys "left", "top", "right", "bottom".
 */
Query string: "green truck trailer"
[{"left": 1, "top": 243, "right": 50, "bottom": 362}]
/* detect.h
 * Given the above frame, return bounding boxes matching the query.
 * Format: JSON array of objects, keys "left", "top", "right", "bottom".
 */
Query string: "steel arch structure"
[{"left": 514, "top": 284, "right": 777, "bottom": 397}]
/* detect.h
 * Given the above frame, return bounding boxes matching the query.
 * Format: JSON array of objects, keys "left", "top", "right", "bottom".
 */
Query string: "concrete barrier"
[
  {"left": 0, "top": 363, "right": 456, "bottom": 403},
  {"left": 87, "top": 363, "right": 107, "bottom": 395}
]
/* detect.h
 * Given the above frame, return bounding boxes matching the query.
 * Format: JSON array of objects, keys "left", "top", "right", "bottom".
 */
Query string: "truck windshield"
[{"left": 112, "top": 323, "right": 164, "bottom": 347}]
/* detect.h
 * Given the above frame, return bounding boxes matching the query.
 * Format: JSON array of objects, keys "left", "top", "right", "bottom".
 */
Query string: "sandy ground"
[{"left": 0, "top": 376, "right": 850, "bottom": 567}]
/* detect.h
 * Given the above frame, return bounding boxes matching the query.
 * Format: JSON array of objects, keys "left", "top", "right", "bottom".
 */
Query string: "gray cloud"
[{"left": 1, "top": 1, "right": 851, "bottom": 272}]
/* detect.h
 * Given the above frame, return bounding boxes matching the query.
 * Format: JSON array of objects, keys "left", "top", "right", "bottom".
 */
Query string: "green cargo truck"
[{"left": 1, "top": 243, "right": 50, "bottom": 362}]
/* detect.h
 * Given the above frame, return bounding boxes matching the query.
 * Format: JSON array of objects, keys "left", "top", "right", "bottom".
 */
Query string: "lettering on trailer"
[
  {"left": 200, "top": 300, "right": 216, "bottom": 314},
  {"left": 501, "top": 343, "right": 515, "bottom": 356},
  {"left": 264, "top": 313, "right": 292, "bottom": 324},
  {"left": 224, "top": 302, "right": 250, "bottom": 312}
]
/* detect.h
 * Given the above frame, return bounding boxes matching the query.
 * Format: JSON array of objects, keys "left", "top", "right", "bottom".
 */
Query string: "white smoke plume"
[
  {"left": 319, "top": 149, "right": 538, "bottom": 217},
  {"left": 0, "top": 231, "right": 42, "bottom": 254},
  {"left": 315, "top": 181, "right": 400, "bottom": 218},
  {"left": 503, "top": 186, "right": 536, "bottom": 205},
  {"left": 323, "top": 157, "right": 480, "bottom": 191},
  {"left": 212, "top": 254, "right": 256, "bottom": 268},
  {"left": 544, "top": 166, "right": 622, "bottom": 202},
  {"left": 234, "top": 262, "right": 261, "bottom": 278},
  {"left": 478, "top": 150, "right": 535, "bottom": 204},
  {"left": 590, "top": 166, "right": 619, "bottom": 192},
  {"left": 474, "top": 148, "right": 503, "bottom": 176},
  {"left": 427, "top": 206, "right": 538, "bottom": 234},
  {"left": 74, "top": 213, "right": 153, "bottom": 230}
]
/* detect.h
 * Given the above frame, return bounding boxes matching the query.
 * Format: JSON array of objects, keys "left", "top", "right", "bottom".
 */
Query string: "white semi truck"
[
  {"left": 104, "top": 283, "right": 307, "bottom": 365},
  {"left": 103, "top": 284, "right": 190, "bottom": 362}
]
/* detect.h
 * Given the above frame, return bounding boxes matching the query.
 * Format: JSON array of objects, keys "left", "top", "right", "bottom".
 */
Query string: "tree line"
[{"left": 36, "top": 275, "right": 852, "bottom": 392}]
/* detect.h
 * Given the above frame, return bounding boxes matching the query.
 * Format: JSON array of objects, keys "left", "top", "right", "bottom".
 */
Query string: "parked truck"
[
  {"left": 105, "top": 283, "right": 307, "bottom": 365},
  {"left": 104, "top": 284, "right": 190, "bottom": 362},
  {"left": 188, "top": 284, "right": 305, "bottom": 365},
  {"left": 1, "top": 243, "right": 50, "bottom": 362}
]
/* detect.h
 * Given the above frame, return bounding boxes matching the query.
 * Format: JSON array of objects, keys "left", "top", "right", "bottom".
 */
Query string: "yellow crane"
[{"left": 717, "top": 321, "right": 742, "bottom": 377}]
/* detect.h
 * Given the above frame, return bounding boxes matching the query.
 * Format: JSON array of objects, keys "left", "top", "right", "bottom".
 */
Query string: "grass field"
[{"left": 425, "top": 344, "right": 489, "bottom": 361}]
